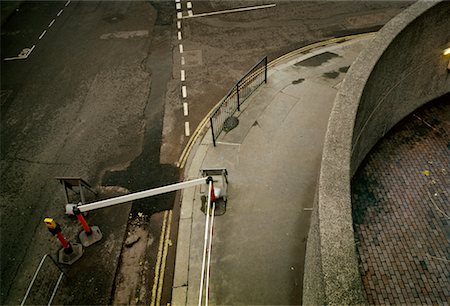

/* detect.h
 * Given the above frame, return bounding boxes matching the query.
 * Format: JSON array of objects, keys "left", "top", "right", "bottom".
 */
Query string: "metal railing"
[
  {"left": 210, "top": 56, "right": 268, "bottom": 146},
  {"left": 21, "top": 254, "right": 66, "bottom": 306}
]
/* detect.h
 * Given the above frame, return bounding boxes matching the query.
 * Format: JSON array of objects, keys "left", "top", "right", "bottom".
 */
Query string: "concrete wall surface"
[{"left": 303, "top": 1, "right": 450, "bottom": 305}]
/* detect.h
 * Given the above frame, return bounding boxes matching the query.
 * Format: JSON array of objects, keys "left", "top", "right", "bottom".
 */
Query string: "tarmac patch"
[
  {"left": 100, "top": 31, "right": 149, "bottom": 39},
  {"left": 102, "top": 13, "right": 125, "bottom": 23},
  {"left": 182, "top": 50, "right": 203, "bottom": 67},
  {"left": 294, "top": 51, "right": 339, "bottom": 67}
]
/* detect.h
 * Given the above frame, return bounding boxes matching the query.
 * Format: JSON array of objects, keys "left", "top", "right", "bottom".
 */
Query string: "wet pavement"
[{"left": 172, "top": 36, "right": 372, "bottom": 305}]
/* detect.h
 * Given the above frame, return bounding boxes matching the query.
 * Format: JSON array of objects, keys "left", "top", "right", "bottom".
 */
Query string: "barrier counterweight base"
[
  {"left": 79, "top": 226, "right": 103, "bottom": 247},
  {"left": 58, "top": 243, "right": 83, "bottom": 265}
]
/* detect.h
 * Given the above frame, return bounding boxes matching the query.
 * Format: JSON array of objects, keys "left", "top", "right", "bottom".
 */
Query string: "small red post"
[
  {"left": 73, "top": 207, "right": 92, "bottom": 235},
  {"left": 77, "top": 214, "right": 91, "bottom": 234},
  {"left": 210, "top": 181, "right": 216, "bottom": 203}
]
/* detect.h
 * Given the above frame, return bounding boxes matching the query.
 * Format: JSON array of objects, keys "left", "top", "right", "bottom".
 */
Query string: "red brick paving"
[{"left": 352, "top": 95, "right": 450, "bottom": 305}]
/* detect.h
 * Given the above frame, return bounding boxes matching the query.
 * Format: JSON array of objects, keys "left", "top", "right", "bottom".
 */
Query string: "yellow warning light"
[{"left": 44, "top": 218, "right": 57, "bottom": 229}]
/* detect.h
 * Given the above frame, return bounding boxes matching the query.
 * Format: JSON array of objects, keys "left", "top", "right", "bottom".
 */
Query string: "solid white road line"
[
  {"left": 185, "top": 122, "right": 190, "bottom": 136},
  {"left": 39, "top": 30, "right": 47, "bottom": 40},
  {"left": 182, "top": 85, "right": 187, "bottom": 98},
  {"left": 48, "top": 19, "right": 55, "bottom": 28},
  {"left": 183, "top": 3, "right": 276, "bottom": 19},
  {"left": 177, "top": 12, "right": 183, "bottom": 19},
  {"left": 57, "top": 9, "right": 64, "bottom": 16},
  {"left": 176, "top": 3, "right": 181, "bottom": 10},
  {"left": 177, "top": 21, "right": 182, "bottom": 29},
  {"left": 179, "top": 44, "right": 184, "bottom": 53},
  {"left": 65, "top": 0, "right": 71, "bottom": 6},
  {"left": 178, "top": 31, "right": 182, "bottom": 40},
  {"left": 181, "top": 70, "right": 185, "bottom": 81},
  {"left": 183, "top": 102, "right": 189, "bottom": 116}
]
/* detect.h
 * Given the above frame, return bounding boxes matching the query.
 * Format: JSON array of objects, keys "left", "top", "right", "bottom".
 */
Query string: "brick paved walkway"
[{"left": 352, "top": 95, "right": 450, "bottom": 305}]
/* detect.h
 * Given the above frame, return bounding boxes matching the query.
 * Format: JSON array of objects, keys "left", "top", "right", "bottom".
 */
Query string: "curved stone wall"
[{"left": 303, "top": 1, "right": 450, "bottom": 304}]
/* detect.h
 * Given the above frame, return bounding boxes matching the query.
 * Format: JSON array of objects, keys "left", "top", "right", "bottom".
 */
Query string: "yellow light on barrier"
[
  {"left": 44, "top": 218, "right": 57, "bottom": 229},
  {"left": 444, "top": 47, "right": 450, "bottom": 56}
]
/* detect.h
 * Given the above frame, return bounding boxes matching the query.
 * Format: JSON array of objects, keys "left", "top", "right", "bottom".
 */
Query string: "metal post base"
[
  {"left": 79, "top": 226, "right": 103, "bottom": 247},
  {"left": 58, "top": 243, "right": 83, "bottom": 265}
]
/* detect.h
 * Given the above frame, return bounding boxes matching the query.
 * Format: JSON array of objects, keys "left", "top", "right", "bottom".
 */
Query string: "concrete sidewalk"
[{"left": 172, "top": 36, "right": 371, "bottom": 305}]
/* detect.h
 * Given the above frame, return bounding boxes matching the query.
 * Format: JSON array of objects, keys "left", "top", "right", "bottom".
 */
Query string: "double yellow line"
[
  {"left": 150, "top": 210, "right": 173, "bottom": 306},
  {"left": 176, "top": 32, "right": 376, "bottom": 170}
]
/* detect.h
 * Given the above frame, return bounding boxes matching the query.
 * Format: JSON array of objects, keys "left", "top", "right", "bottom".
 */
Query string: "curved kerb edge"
[{"left": 303, "top": 1, "right": 450, "bottom": 305}]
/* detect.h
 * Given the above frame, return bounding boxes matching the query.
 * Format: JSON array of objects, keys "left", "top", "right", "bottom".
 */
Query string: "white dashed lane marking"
[
  {"left": 176, "top": 0, "right": 191, "bottom": 138},
  {"left": 38, "top": 30, "right": 47, "bottom": 40},
  {"left": 4, "top": 1, "right": 69, "bottom": 61},
  {"left": 185, "top": 122, "right": 190, "bottom": 136}
]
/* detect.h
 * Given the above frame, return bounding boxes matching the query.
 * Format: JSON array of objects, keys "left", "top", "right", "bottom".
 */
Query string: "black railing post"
[
  {"left": 264, "top": 56, "right": 268, "bottom": 83},
  {"left": 210, "top": 117, "right": 216, "bottom": 147},
  {"left": 236, "top": 84, "right": 240, "bottom": 111}
]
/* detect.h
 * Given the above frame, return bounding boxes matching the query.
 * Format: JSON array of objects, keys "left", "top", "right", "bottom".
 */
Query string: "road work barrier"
[{"left": 198, "top": 178, "right": 216, "bottom": 306}]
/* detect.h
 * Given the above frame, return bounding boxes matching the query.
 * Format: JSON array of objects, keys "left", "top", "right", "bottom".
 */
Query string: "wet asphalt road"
[
  {"left": 1, "top": 1, "right": 178, "bottom": 303},
  {"left": 1, "top": 1, "right": 412, "bottom": 304}
]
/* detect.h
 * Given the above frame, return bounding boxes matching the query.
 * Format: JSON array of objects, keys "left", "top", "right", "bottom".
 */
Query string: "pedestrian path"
[{"left": 172, "top": 36, "right": 372, "bottom": 305}]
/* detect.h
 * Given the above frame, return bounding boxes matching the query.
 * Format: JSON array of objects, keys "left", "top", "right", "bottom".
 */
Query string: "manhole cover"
[{"left": 223, "top": 116, "right": 239, "bottom": 132}]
